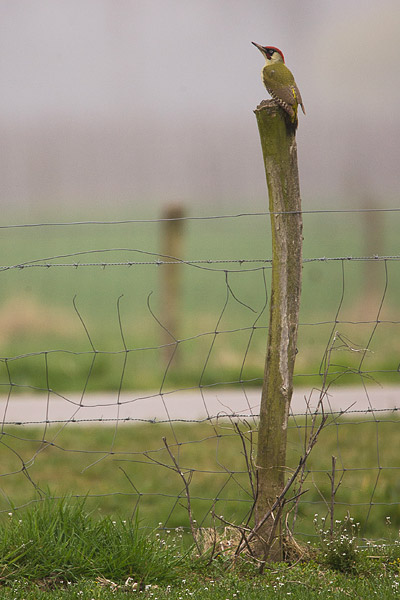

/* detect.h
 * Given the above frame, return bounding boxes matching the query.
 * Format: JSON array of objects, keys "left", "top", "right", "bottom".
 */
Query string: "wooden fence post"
[
  {"left": 362, "top": 196, "right": 384, "bottom": 312},
  {"left": 161, "top": 203, "right": 185, "bottom": 365},
  {"left": 253, "top": 101, "right": 303, "bottom": 561}
]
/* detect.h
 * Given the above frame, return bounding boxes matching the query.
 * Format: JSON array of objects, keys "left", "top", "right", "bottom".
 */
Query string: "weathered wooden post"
[
  {"left": 253, "top": 101, "right": 303, "bottom": 561},
  {"left": 161, "top": 203, "right": 185, "bottom": 365}
]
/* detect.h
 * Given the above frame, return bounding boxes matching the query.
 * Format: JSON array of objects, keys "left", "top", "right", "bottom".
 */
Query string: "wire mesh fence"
[{"left": 0, "top": 208, "right": 399, "bottom": 544}]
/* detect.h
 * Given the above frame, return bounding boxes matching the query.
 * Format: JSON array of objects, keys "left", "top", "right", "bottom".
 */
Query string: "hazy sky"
[{"left": 1, "top": 1, "right": 399, "bottom": 216}]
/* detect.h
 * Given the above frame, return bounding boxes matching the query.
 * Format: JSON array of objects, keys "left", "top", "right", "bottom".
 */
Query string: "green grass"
[
  {"left": 2, "top": 566, "right": 400, "bottom": 599},
  {"left": 1, "top": 497, "right": 400, "bottom": 599},
  {"left": 0, "top": 496, "right": 184, "bottom": 585}
]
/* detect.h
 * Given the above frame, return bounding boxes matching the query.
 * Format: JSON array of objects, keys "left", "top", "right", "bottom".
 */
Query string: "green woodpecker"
[{"left": 252, "top": 42, "right": 305, "bottom": 128}]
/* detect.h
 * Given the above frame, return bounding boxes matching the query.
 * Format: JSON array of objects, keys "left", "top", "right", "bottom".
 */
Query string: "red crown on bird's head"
[{"left": 264, "top": 46, "right": 285, "bottom": 62}]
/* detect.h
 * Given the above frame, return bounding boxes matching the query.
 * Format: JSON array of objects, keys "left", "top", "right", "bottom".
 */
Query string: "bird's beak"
[{"left": 251, "top": 41, "right": 265, "bottom": 54}]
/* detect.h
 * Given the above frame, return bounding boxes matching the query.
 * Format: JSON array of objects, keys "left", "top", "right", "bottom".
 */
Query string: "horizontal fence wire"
[
  {"left": 0, "top": 207, "right": 399, "bottom": 542},
  {"left": 2, "top": 254, "right": 400, "bottom": 272},
  {"left": 1, "top": 205, "right": 400, "bottom": 229},
  {"left": 2, "top": 406, "right": 400, "bottom": 427}
]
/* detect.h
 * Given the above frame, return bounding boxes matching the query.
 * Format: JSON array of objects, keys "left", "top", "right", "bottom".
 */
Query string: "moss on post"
[{"left": 254, "top": 100, "right": 303, "bottom": 561}]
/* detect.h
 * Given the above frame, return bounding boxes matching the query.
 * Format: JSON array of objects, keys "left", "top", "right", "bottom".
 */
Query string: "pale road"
[{"left": 1, "top": 386, "right": 400, "bottom": 425}]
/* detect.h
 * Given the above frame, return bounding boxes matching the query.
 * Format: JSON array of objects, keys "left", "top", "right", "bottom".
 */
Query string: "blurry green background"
[{"left": 1, "top": 210, "right": 399, "bottom": 392}]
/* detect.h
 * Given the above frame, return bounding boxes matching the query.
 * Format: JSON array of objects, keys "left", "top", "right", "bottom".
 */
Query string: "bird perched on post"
[{"left": 252, "top": 42, "right": 305, "bottom": 129}]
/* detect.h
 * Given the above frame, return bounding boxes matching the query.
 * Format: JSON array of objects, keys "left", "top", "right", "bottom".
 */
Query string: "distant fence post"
[
  {"left": 253, "top": 101, "right": 303, "bottom": 561},
  {"left": 161, "top": 203, "right": 185, "bottom": 365},
  {"left": 362, "top": 196, "right": 384, "bottom": 311}
]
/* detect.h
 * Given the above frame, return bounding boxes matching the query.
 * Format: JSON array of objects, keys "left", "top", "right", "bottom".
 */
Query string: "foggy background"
[{"left": 1, "top": 0, "right": 399, "bottom": 219}]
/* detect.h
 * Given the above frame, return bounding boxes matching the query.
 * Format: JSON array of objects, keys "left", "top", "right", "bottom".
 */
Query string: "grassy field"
[
  {"left": 1, "top": 413, "right": 400, "bottom": 541},
  {"left": 3, "top": 556, "right": 400, "bottom": 599},
  {"left": 0, "top": 210, "right": 399, "bottom": 392},
  {"left": 1, "top": 208, "right": 400, "bottom": 598}
]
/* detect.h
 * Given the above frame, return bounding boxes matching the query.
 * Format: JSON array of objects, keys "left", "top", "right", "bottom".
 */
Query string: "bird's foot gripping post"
[{"left": 253, "top": 100, "right": 303, "bottom": 563}]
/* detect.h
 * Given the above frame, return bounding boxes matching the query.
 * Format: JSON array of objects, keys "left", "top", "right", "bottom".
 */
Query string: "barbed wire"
[
  {"left": 2, "top": 404, "right": 400, "bottom": 427},
  {"left": 1, "top": 252, "right": 400, "bottom": 273}
]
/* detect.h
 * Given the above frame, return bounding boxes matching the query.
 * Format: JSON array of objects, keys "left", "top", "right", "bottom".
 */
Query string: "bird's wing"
[{"left": 264, "top": 68, "right": 299, "bottom": 109}]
